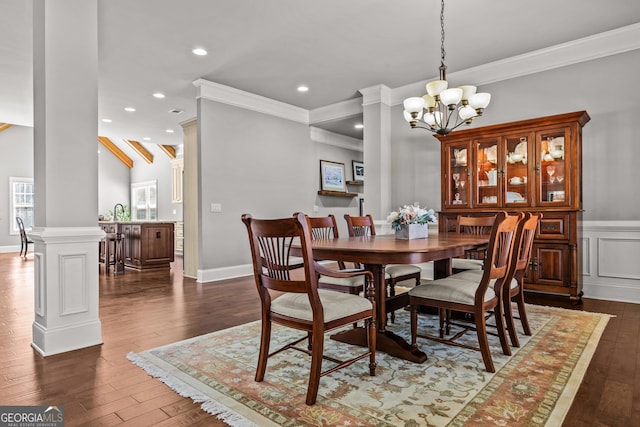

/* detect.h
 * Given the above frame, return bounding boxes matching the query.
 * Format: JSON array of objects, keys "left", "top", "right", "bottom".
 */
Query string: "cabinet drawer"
[{"left": 536, "top": 213, "right": 570, "bottom": 240}]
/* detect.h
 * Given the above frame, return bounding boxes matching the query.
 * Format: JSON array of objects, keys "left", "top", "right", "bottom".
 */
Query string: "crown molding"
[
  {"left": 309, "top": 98, "right": 362, "bottom": 125},
  {"left": 359, "top": 84, "right": 392, "bottom": 106},
  {"left": 310, "top": 126, "right": 363, "bottom": 152},
  {"left": 193, "top": 78, "right": 309, "bottom": 124},
  {"left": 390, "top": 23, "right": 640, "bottom": 106}
]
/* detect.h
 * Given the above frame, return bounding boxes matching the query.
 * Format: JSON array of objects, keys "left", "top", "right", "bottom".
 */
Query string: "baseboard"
[{"left": 0, "top": 245, "right": 21, "bottom": 253}]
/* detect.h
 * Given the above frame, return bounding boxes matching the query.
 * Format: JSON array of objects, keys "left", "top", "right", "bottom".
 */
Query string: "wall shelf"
[
  {"left": 317, "top": 190, "right": 358, "bottom": 198},
  {"left": 346, "top": 180, "right": 364, "bottom": 186}
]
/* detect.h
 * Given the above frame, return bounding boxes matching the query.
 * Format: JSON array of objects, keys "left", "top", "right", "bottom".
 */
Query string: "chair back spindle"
[{"left": 344, "top": 214, "right": 376, "bottom": 237}]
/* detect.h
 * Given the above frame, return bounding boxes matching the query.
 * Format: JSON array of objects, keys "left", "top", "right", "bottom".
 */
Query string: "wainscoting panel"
[
  {"left": 581, "top": 221, "right": 640, "bottom": 304},
  {"left": 59, "top": 253, "right": 89, "bottom": 316},
  {"left": 598, "top": 238, "right": 640, "bottom": 280}
]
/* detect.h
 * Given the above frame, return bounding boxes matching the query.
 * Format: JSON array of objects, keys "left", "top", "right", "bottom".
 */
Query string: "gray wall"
[
  {"left": 0, "top": 125, "right": 33, "bottom": 248},
  {"left": 390, "top": 49, "right": 640, "bottom": 221},
  {"left": 98, "top": 142, "right": 130, "bottom": 218},
  {"left": 197, "top": 99, "right": 362, "bottom": 271},
  {"left": 129, "top": 144, "right": 183, "bottom": 221}
]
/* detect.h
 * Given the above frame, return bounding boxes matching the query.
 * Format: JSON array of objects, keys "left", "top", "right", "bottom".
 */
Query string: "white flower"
[{"left": 386, "top": 211, "right": 400, "bottom": 222}]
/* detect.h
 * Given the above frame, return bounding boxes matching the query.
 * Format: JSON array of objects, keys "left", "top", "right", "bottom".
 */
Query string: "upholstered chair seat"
[{"left": 272, "top": 289, "right": 373, "bottom": 322}]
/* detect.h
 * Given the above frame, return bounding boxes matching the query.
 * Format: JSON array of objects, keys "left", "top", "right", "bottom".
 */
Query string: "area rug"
[{"left": 127, "top": 304, "right": 611, "bottom": 427}]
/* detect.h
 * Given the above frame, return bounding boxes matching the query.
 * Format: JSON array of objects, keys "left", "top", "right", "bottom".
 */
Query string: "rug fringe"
[{"left": 126, "top": 352, "right": 259, "bottom": 427}]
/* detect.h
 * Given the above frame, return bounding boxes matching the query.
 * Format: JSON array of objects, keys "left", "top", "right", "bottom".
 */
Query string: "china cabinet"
[{"left": 436, "top": 111, "right": 590, "bottom": 301}]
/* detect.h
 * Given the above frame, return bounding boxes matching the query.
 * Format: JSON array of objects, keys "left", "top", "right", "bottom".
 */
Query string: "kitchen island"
[{"left": 99, "top": 221, "right": 175, "bottom": 271}]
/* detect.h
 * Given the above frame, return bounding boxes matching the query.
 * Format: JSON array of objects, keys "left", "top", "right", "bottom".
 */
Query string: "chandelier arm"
[
  {"left": 410, "top": 123, "right": 439, "bottom": 132},
  {"left": 448, "top": 118, "right": 473, "bottom": 132}
]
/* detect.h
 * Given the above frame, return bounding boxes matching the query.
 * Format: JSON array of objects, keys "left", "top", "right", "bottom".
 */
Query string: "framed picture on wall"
[
  {"left": 320, "top": 160, "right": 346, "bottom": 192},
  {"left": 352, "top": 160, "right": 364, "bottom": 181}
]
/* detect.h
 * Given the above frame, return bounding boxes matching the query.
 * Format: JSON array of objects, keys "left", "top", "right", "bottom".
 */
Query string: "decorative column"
[
  {"left": 359, "top": 85, "right": 393, "bottom": 222},
  {"left": 30, "top": 0, "right": 103, "bottom": 356}
]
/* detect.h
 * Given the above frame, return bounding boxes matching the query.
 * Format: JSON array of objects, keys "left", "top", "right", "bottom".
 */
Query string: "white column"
[
  {"left": 31, "top": 0, "right": 103, "bottom": 356},
  {"left": 359, "top": 85, "right": 393, "bottom": 222}
]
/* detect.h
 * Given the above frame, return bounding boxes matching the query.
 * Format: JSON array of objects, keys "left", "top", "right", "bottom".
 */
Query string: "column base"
[{"left": 32, "top": 320, "right": 102, "bottom": 357}]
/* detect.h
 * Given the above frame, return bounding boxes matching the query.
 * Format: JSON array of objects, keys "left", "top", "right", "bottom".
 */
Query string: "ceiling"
[{"left": 1, "top": 0, "right": 640, "bottom": 144}]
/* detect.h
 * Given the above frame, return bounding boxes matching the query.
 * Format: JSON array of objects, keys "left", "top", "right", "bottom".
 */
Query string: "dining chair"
[
  {"left": 453, "top": 212, "right": 541, "bottom": 348},
  {"left": 408, "top": 211, "right": 522, "bottom": 373},
  {"left": 308, "top": 215, "right": 366, "bottom": 295},
  {"left": 242, "top": 212, "right": 377, "bottom": 405},
  {"left": 344, "top": 214, "right": 422, "bottom": 323},
  {"left": 451, "top": 215, "right": 496, "bottom": 272},
  {"left": 16, "top": 217, "right": 33, "bottom": 259}
]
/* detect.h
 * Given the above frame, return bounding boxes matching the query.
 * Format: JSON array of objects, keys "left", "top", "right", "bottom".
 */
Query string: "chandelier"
[{"left": 403, "top": 0, "right": 491, "bottom": 136}]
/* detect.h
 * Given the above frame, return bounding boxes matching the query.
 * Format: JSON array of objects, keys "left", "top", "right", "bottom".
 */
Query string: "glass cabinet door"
[
  {"left": 504, "top": 134, "right": 531, "bottom": 206},
  {"left": 537, "top": 128, "right": 570, "bottom": 206},
  {"left": 474, "top": 138, "right": 500, "bottom": 207},
  {"left": 445, "top": 143, "right": 470, "bottom": 207}
]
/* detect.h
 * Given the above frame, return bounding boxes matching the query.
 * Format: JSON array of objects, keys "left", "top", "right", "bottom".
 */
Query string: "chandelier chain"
[{"left": 440, "top": 0, "right": 446, "bottom": 65}]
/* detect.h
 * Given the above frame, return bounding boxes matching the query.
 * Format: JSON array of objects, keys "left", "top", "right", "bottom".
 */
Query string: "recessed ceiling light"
[
  {"left": 143, "top": 137, "right": 151, "bottom": 141},
  {"left": 153, "top": 92, "right": 165, "bottom": 99},
  {"left": 165, "top": 129, "right": 175, "bottom": 133},
  {"left": 192, "top": 48, "right": 207, "bottom": 56},
  {"left": 101, "top": 118, "right": 112, "bottom": 123},
  {"left": 297, "top": 85, "right": 309, "bottom": 92},
  {"left": 354, "top": 124, "right": 364, "bottom": 129},
  {"left": 124, "top": 107, "right": 136, "bottom": 112}
]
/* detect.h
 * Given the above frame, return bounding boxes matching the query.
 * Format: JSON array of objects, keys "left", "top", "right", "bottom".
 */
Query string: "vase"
[{"left": 395, "top": 223, "right": 429, "bottom": 240}]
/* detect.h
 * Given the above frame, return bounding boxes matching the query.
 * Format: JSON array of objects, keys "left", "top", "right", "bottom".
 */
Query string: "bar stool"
[{"left": 102, "top": 232, "right": 124, "bottom": 274}]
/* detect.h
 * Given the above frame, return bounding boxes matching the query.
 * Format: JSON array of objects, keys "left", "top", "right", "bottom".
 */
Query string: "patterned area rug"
[{"left": 128, "top": 304, "right": 610, "bottom": 427}]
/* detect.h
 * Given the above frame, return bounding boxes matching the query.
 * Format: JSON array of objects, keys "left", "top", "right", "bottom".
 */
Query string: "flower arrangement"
[{"left": 387, "top": 204, "right": 437, "bottom": 231}]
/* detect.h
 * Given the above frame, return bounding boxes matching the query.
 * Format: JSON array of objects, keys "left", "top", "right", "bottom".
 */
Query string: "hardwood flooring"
[{"left": 0, "top": 252, "right": 638, "bottom": 426}]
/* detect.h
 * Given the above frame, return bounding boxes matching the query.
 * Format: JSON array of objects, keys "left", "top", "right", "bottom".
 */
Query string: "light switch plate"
[{"left": 211, "top": 203, "right": 222, "bottom": 213}]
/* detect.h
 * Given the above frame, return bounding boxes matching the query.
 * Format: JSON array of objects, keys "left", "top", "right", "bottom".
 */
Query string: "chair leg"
[
  {"left": 515, "top": 285, "right": 532, "bottom": 336},
  {"left": 503, "top": 291, "right": 520, "bottom": 348},
  {"left": 388, "top": 278, "right": 396, "bottom": 324},
  {"left": 410, "top": 305, "right": 419, "bottom": 346},
  {"left": 306, "top": 326, "right": 325, "bottom": 405},
  {"left": 438, "top": 308, "right": 446, "bottom": 338},
  {"left": 474, "top": 307, "right": 495, "bottom": 373},
  {"left": 255, "top": 318, "right": 271, "bottom": 382},
  {"left": 367, "top": 317, "right": 377, "bottom": 376},
  {"left": 494, "top": 299, "right": 511, "bottom": 356}
]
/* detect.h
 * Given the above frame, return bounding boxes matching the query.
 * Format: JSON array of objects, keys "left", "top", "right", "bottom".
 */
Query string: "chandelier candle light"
[{"left": 403, "top": 0, "right": 491, "bottom": 136}]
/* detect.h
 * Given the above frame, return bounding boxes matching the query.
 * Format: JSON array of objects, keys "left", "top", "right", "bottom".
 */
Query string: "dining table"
[{"left": 299, "top": 232, "right": 490, "bottom": 363}]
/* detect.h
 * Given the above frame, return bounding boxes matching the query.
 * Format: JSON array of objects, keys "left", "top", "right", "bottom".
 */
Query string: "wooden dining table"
[{"left": 299, "top": 232, "right": 490, "bottom": 363}]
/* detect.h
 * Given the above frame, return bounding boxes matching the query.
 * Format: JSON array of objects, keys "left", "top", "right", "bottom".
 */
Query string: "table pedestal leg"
[{"left": 330, "top": 263, "right": 427, "bottom": 364}]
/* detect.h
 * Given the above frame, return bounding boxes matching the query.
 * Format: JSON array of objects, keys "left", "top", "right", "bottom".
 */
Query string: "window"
[
  {"left": 10, "top": 177, "right": 34, "bottom": 235},
  {"left": 131, "top": 180, "right": 157, "bottom": 221}
]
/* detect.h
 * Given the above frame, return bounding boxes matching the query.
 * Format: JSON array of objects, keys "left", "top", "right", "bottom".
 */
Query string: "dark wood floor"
[{"left": 0, "top": 252, "right": 638, "bottom": 426}]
